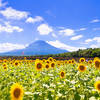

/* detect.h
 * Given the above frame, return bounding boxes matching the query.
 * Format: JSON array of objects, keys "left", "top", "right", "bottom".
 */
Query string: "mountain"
[{"left": 0, "top": 40, "right": 69, "bottom": 55}]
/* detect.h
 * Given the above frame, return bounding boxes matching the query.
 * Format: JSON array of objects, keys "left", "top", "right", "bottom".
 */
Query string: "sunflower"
[
  {"left": 50, "top": 62, "right": 55, "bottom": 68},
  {"left": 72, "top": 59, "right": 75, "bottom": 64},
  {"left": 53, "top": 59, "right": 56, "bottom": 62},
  {"left": 48, "top": 57, "right": 53, "bottom": 62},
  {"left": 10, "top": 83, "right": 24, "bottom": 100},
  {"left": 24, "top": 57, "right": 26, "bottom": 60},
  {"left": 14, "top": 61, "right": 19, "bottom": 67},
  {"left": 57, "top": 62, "right": 61, "bottom": 66},
  {"left": 10, "top": 61, "right": 13, "bottom": 65},
  {"left": 3, "top": 66, "right": 7, "bottom": 71},
  {"left": 68, "top": 60, "right": 72, "bottom": 64},
  {"left": 94, "top": 81, "right": 100, "bottom": 92},
  {"left": 45, "top": 60, "right": 50, "bottom": 64},
  {"left": 26, "top": 60, "right": 30, "bottom": 64},
  {"left": 88, "top": 60, "right": 92, "bottom": 65},
  {"left": 27, "top": 64, "right": 30, "bottom": 67},
  {"left": 94, "top": 57, "right": 99, "bottom": 61},
  {"left": 42, "top": 59, "right": 45, "bottom": 63},
  {"left": 29, "top": 60, "right": 32, "bottom": 63},
  {"left": 79, "top": 58, "right": 85, "bottom": 63},
  {"left": 65, "top": 60, "right": 67, "bottom": 64},
  {"left": 78, "top": 64, "right": 86, "bottom": 72},
  {"left": 60, "top": 71, "right": 65, "bottom": 78},
  {"left": 3, "top": 59, "right": 7, "bottom": 63},
  {"left": 45, "top": 63, "right": 50, "bottom": 69},
  {"left": 61, "top": 61, "right": 65, "bottom": 65},
  {"left": 3, "top": 63, "right": 7, "bottom": 67},
  {"left": 94, "top": 59, "right": 100, "bottom": 69},
  {"left": 35, "top": 61, "right": 43, "bottom": 71},
  {"left": 0, "top": 60, "right": 2, "bottom": 63}
]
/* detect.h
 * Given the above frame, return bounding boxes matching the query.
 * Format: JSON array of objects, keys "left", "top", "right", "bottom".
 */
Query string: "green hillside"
[{"left": 34, "top": 48, "right": 100, "bottom": 58}]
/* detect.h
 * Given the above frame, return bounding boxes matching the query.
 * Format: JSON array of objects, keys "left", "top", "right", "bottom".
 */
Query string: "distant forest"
[{"left": 34, "top": 48, "right": 100, "bottom": 58}]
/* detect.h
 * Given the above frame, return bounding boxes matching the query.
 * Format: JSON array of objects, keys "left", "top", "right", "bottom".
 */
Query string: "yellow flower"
[
  {"left": 3, "top": 63, "right": 7, "bottom": 67},
  {"left": 78, "top": 64, "right": 86, "bottom": 72},
  {"left": 65, "top": 60, "right": 67, "bottom": 64},
  {"left": 14, "top": 61, "right": 19, "bottom": 67},
  {"left": 79, "top": 58, "right": 85, "bottom": 63},
  {"left": 3, "top": 66, "right": 7, "bottom": 71},
  {"left": 94, "top": 57, "right": 99, "bottom": 61},
  {"left": 10, "top": 83, "right": 24, "bottom": 100},
  {"left": 68, "top": 60, "right": 72, "bottom": 64},
  {"left": 42, "top": 59, "right": 45, "bottom": 63},
  {"left": 50, "top": 62, "right": 55, "bottom": 68},
  {"left": 35, "top": 61, "right": 43, "bottom": 71},
  {"left": 45, "top": 60, "right": 50, "bottom": 64},
  {"left": 72, "top": 59, "right": 75, "bottom": 64},
  {"left": 57, "top": 62, "right": 61, "bottom": 66},
  {"left": 10, "top": 61, "right": 13, "bottom": 65},
  {"left": 45, "top": 63, "right": 50, "bottom": 69},
  {"left": 94, "top": 59, "right": 100, "bottom": 69},
  {"left": 48, "top": 57, "right": 53, "bottom": 62},
  {"left": 60, "top": 71, "right": 65, "bottom": 78},
  {"left": 3, "top": 59, "right": 7, "bottom": 63},
  {"left": 94, "top": 81, "right": 100, "bottom": 92},
  {"left": 27, "top": 64, "right": 30, "bottom": 67},
  {"left": 26, "top": 60, "right": 30, "bottom": 64},
  {"left": 88, "top": 60, "right": 92, "bottom": 65}
]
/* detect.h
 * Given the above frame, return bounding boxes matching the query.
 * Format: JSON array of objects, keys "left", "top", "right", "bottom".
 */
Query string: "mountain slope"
[{"left": 0, "top": 40, "right": 68, "bottom": 55}]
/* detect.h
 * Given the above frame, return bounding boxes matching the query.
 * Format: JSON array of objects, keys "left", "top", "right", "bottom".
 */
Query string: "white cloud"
[
  {"left": 58, "top": 26, "right": 65, "bottom": 29},
  {"left": 59, "top": 29, "right": 75, "bottom": 36},
  {"left": 76, "top": 28, "right": 87, "bottom": 31},
  {"left": 0, "top": 0, "right": 8, "bottom": 8},
  {"left": 90, "top": 45, "right": 99, "bottom": 48},
  {"left": 13, "top": 26, "right": 23, "bottom": 32},
  {"left": 70, "top": 35, "right": 83, "bottom": 40},
  {"left": 46, "top": 11, "right": 56, "bottom": 17},
  {"left": 0, "top": 7, "right": 29, "bottom": 20},
  {"left": 37, "top": 24, "right": 53, "bottom": 35},
  {"left": 90, "top": 19, "right": 99, "bottom": 23},
  {"left": 35, "top": 38, "right": 38, "bottom": 41},
  {"left": 85, "top": 37, "right": 100, "bottom": 44},
  {"left": 93, "top": 28, "right": 100, "bottom": 30},
  {"left": 85, "top": 39, "right": 93, "bottom": 43},
  {"left": 46, "top": 40, "right": 86, "bottom": 52},
  {"left": 52, "top": 33, "right": 57, "bottom": 38},
  {"left": 0, "top": 22, "right": 23, "bottom": 33},
  {"left": 0, "top": 42, "right": 28, "bottom": 53},
  {"left": 26, "top": 16, "right": 44, "bottom": 23}
]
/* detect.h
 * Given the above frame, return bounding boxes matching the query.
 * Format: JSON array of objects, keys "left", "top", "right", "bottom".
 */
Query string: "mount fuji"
[{"left": 0, "top": 40, "right": 69, "bottom": 55}]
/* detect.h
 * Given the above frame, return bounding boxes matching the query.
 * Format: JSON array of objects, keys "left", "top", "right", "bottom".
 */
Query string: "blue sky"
[{"left": 0, "top": 0, "right": 100, "bottom": 53}]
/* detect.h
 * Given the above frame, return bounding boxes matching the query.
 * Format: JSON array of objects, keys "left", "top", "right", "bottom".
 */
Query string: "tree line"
[{"left": 34, "top": 48, "right": 100, "bottom": 58}]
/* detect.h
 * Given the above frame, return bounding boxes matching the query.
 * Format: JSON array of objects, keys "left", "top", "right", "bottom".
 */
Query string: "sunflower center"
[
  {"left": 46, "top": 65, "right": 49, "bottom": 68},
  {"left": 81, "top": 59, "right": 84, "bottom": 63},
  {"left": 97, "top": 84, "right": 100, "bottom": 90},
  {"left": 14, "top": 88, "right": 20, "bottom": 98},
  {"left": 46, "top": 61, "right": 49, "bottom": 64},
  {"left": 58, "top": 63, "right": 60, "bottom": 66},
  {"left": 61, "top": 72, "right": 64, "bottom": 76},
  {"left": 37, "top": 63, "right": 42, "bottom": 69},
  {"left": 4, "top": 67, "right": 7, "bottom": 69},
  {"left": 80, "top": 65, "right": 84, "bottom": 70},
  {"left": 3, "top": 64, "right": 6, "bottom": 67},
  {"left": 49, "top": 58, "right": 52, "bottom": 61},
  {"left": 15, "top": 62, "right": 18, "bottom": 66},
  {"left": 51, "top": 63, "right": 55, "bottom": 67},
  {"left": 95, "top": 61, "right": 99, "bottom": 68}
]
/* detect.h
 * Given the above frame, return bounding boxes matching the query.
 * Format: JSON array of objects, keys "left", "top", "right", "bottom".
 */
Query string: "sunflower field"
[{"left": 0, "top": 57, "right": 100, "bottom": 100}]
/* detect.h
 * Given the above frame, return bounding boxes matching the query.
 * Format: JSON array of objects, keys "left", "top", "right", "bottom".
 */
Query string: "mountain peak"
[{"left": 0, "top": 40, "right": 69, "bottom": 55}]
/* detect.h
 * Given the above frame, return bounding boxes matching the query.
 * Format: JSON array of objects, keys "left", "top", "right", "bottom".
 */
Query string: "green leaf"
[{"left": 74, "top": 92, "right": 81, "bottom": 100}]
